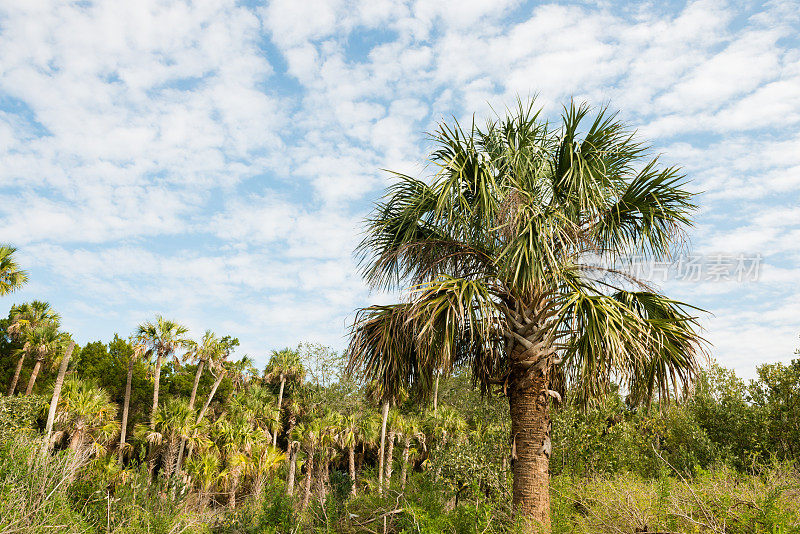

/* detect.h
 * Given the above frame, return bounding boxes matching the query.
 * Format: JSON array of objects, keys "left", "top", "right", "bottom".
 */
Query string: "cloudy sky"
[{"left": 1, "top": 0, "right": 798, "bottom": 377}]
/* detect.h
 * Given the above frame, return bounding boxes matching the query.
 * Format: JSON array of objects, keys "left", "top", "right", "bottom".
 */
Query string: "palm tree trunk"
[
  {"left": 198, "top": 371, "right": 225, "bottom": 424},
  {"left": 378, "top": 399, "right": 389, "bottom": 496},
  {"left": 176, "top": 359, "right": 205, "bottom": 472},
  {"left": 25, "top": 359, "right": 43, "bottom": 395},
  {"left": 348, "top": 445, "right": 356, "bottom": 496},
  {"left": 433, "top": 371, "right": 440, "bottom": 414},
  {"left": 509, "top": 373, "right": 551, "bottom": 531},
  {"left": 400, "top": 435, "right": 411, "bottom": 490},
  {"left": 43, "top": 342, "right": 74, "bottom": 453},
  {"left": 301, "top": 450, "right": 314, "bottom": 510},
  {"left": 229, "top": 467, "right": 240, "bottom": 508},
  {"left": 7, "top": 353, "right": 25, "bottom": 395},
  {"left": 385, "top": 430, "right": 396, "bottom": 487},
  {"left": 274, "top": 377, "right": 285, "bottom": 447},
  {"left": 286, "top": 444, "right": 297, "bottom": 496},
  {"left": 150, "top": 350, "right": 164, "bottom": 429},
  {"left": 119, "top": 353, "right": 134, "bottom": 464},
  {"left": 285, "top": 416, "right": 296, "bottom": 466}
]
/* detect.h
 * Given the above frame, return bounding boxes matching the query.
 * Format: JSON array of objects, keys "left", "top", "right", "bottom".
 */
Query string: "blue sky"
[{"left": 1, "top": 0, "right": 798, "bottom": 378}]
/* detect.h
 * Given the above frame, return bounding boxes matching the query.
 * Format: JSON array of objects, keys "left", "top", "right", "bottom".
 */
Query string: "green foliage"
[{"left": 0, "top": 393, "right": 45, "bottom": 438}]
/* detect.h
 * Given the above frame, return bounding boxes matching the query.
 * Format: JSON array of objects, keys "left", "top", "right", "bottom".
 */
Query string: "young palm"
[
  {"left": 350, "top": 101, "right": 705, "bottom": 528},
  {"left": 136, "top": 316, "right": 190, "bottom": 430},
  {"left": 398, "top": 414, "right": 421, "bottom": 490},
  {"left": 0, "top": 245, "right": 28, "bottom": 295},
  {"left": 55, "top": 378, "right": 119, "bottom": 455},
  {"left": 6, "top": 301, "right": 59, "bottom": 395},
  {"left": 263, "top": 348, "right": 305, "bottom": 447},
  {"left": 186, "top": 449, "right": 221, "bottom": 506},
  {"left": 340, "top": 414, "right": 359, "bottom": 495}
]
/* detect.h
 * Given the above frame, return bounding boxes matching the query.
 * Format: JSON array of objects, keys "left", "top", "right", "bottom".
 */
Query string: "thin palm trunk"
[
  {"left": 509, "top": 372, "right": 551, "bottom": 530},
  {"left": 43, "top": 342, "right": 74, "bottom": 453},
  {"left": 150, "top": 350, "right": 164, "bottom": 429},
  {"left": 301, "top": 450, "right": 314, "bottom": 510},
  {"left": 348, "top": 445, "right": 356, "bottom": 496},
  {"left": 286, "top": 444, "right": 298, "bottom": 496},
  {"left": 378, "top": 399, "right": 389, "bottom": 495},
  {"left": 228, "top": 466, "right": 241, "bottom": 508},
  {"left": 7, "top": 353, "right": 25, "bottom": 395},
  {"left": 385, "top": 430, "right": 396, "bottom": 487},
  {"left": 433, "top": 371, "right": 440, "bottom": 413},
  {"left": 176, "top": 359, "right": 205, "bottom": 471},
  {"left": 118, "top": 354, "right": 134, "bottom": 464},
  {"left": 400, "top": 435, "right": 411, "bottom": 490},
  {"left": 25, "top": 358, "right": 42, "bottom": 395},
  {"left": 274, "top": 376, "right": 285, "bottom": 447},
  {"left": 197, "top": 370, "right": 225, "bottom": 423}
]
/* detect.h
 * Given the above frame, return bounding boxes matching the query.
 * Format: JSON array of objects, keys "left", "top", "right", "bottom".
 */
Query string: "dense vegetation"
[{"left": 1, "top": 326, "right": 799, "bottom": 533}]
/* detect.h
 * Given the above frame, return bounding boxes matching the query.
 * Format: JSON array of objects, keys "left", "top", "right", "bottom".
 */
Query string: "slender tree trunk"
[
  {"left": 285, "top": 416, "right": 296, "bottom": 467},
  {"left": 229, "top": 466, "right": 240, "bottom": 508},
  {"left": 119, "top": 353, "right": 134, "bottom": 464},
  {"left": 286, "top": 444, "right": 297, "bottom": 496},
  {"left": 378, "top": 399, "right": 389, "bottom": 496},
  {"left": 43, "top": 342, "right": 74, "bottom": 453},
  {"left": 7, "top": 353, "right": 25, "bottom": 395},
  {"left": 348, "top": 445, "right": 356, "bottom": 496},
  {"left": 274, "top": 376, "right": 285, "bottom": 447},
  {"left": 385, "top": 430, "right": 396, "bottom": 487},
  {"left": 197, "top": 371, "right": 225, "bottom": 424},
  {"left": 433, "top": 371, "right": 440, "bottom": 414},
  {"left": 184, "top": 370, "right": 226, "bottom": 463},
  {"left": 509, "top": 372, "right": 551, "bottom": 531},
  {"left": 301, "top": 450, "right": 314, "bottom": 510},
  {"left": 25, "top": 358, "right": 42, "bottom": 395},
  {"left": 188, "top": 359, "right": 205, "bottom": 410},
  {"left": 150, "top": 350, "right": 164, "bottom": 429},
  {"left": 400, "top": 435, "right": 411, "bottom": 490}
]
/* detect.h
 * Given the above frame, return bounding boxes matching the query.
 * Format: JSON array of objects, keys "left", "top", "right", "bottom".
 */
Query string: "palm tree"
[
  {"left": 349, "top": 101, "right": 705, "bottom": 528},
  {"left": 23, "top": 322, "right": 68, "bottom": 394},
  {"left": 119, "top": 336, "right": 149, "bottom": 463},
  {"left": 186, "top": 450, "right": 220, "bottom": 506},
  {"left": 136, "top": 316, "right": 190, "bottom": 430},
  {"left": 263, "top": 348, "right": 305, "bottom": 447},
  {"left": 340, "top": 414, "right": 359, "bottom": 495},
  {"left": 0, "top": 245, "right": 28, "bottom": 295},
  {"left": 399, "top": 414, "right": 421, "bottom": 491},
  {"left": 175, "top": 331, "right": 222, "bottom": 471},
  {"left": 6, "top": 301, "right": 59, "bottom": 395},
  {"left": 55, "top": 378, "right": 119, "bottom": 455}
]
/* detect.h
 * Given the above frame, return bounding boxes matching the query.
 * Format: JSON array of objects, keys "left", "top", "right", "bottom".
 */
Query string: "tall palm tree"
[
  {"left": 119, "top": 335, "right": 149, "bottom": 463},
  {"left": 349, "top": 101, "right": 705, "bottom": 528},
  {"left": 263, "top": 348, "right": 305, "bottom": 447},
  {"left": 0, "top": 245, "right": 28, "bottom": 295},
  {"left": 136, "top": 316, "right": 190, "bottom": 430},
  {"left": 6, "top": 301, "right": 59, "bottom": 395},
  {"left": 23, "top": 322, "right": 68, "bottom": 394}
]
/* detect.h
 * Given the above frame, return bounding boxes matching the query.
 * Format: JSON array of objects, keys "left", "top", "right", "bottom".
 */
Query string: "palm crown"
[{"left": 351, "top": 101, "right": 704, "bottom": 405}]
